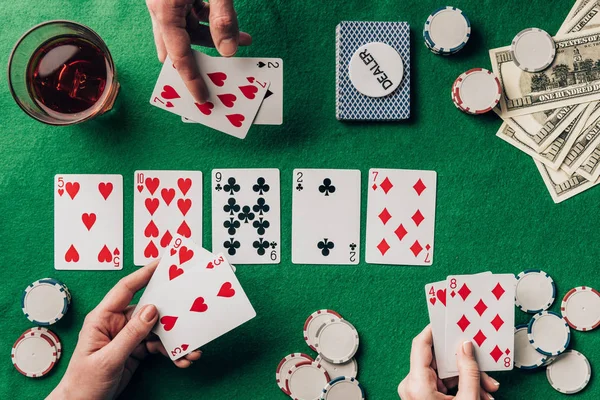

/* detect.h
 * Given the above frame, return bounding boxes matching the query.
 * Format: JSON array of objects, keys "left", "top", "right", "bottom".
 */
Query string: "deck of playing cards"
[
  {"left": 425, "top": 272, "right": 517, "bottom": 378},
  {"left": 134, "top": 236, "right": 256, "bottom": 360}
]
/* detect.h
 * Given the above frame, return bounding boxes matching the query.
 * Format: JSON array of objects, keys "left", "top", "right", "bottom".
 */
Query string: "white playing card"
[
  {"left": 133, "top": 171, "right": 203, "bottom": 266},
  {"left": 150, "top": 53, "right": 271, "bottom": 139},
  {"left": 366, "top": 169, "right": 437, "bottom": 266},
  {"left": 291, "top": 169, "right": 361, "bottom": 264},
  {"left": 212, "top": 169, "right": 280, "bottom": 264},
  {"left": 444, "top": 274, "right": 516, "bottom": 373},
  {"left": 425, "top": 281, "right": 456, "bottom": 380},
  {"left": 54, "top": 174, "right": 123, "bottom": 270}
]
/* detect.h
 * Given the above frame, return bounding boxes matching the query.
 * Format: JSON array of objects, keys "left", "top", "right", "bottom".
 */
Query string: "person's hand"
[
  {"left": 146, "top": 0, "right": 252, "bottom": 103},
  {"left": 48, "top": 261, "right": 202, "bottom": 400},
  {"left": 398, "top": 326, "right": 500, "bottom": 400}
]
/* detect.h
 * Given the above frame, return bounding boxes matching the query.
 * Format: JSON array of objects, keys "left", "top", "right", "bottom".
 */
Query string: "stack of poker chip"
[
  {"left": 22, "top": 278, "right": 71, "bottom": 325},
  {"left": 423, "top": 6, "right": 470, "bottom": 56},
  {"left": 451, "top": 68, "right": 502, "bottom": 115},
  {"left": 276, "top": 309, "right": 365, "bottom": 400},
  {"left": 513, "top": 270, "right": 597, "bottom": 395}
]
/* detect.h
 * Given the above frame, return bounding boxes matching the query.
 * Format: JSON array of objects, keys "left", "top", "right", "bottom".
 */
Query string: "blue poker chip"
[
  {"left": 515, "top": 270, "right": 556, "bottom": 313},
  {"left": 321, "top": 376, "right": 365, "bottom": 400},
  {"left": 514, "top": 324, "right": 550, "bottom": 370},
  {"left": 423, "top": 6, "right": 471, "bottom": 55},
  {"left": 528, "top": 311, "right": 570, "bottom": 357},
  {"left": 21, "top": 279, "right": 69, "bottom": 325}
]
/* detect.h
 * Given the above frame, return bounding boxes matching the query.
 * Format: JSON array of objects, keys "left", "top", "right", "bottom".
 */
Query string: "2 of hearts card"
[
  {"left": 133, "top": 171, "right": 203, "bottom": 266},
  {"left": 366, "top": 169, "right": 436, "bottom": 266},
  {"left": 134, "top": 236, "right": 255, "bottom": 360},
  {"left": 54, "top": 174, "right": 123, "bottom": 270}
]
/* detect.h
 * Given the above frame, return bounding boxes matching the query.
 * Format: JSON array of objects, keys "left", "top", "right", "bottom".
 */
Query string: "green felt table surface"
[{"left": 1, "top": 0, "right": 599, "bottom": 398}]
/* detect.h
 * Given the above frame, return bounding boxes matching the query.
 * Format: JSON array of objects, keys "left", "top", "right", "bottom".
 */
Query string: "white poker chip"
[
  {"left": 315, "top": 355, "right": 358, "bottom": 379},
  {"left": 423, "top": 6, "right": 471, "bottom": 54},
  {"left": 452, "top": 68, "right": 501, "bottom": 114},
  {"left": 21, "top": 279, "right": 69, "bottom": 325},
  {"left": 527, "top": 311, "right": 570, "bottom": 356},
  {"left": 515, "top": 270, "right": 556, "bottom": 313},
  {"left": 514, "top": 324, "right": 548, "bottom": 370},
  {"left": 320, "top": 376, "right": 365, "bottom": 400},
  {"left": 561, "top": 286, "right": 600, "bottom": 331},
  {"left": 25, "top": 327, "right": 62, "bottom": 360},
  {"left": 510, "top": 28, "right": 556, "bottom": 72},
  {"left": 315, "top": 319, "right": 359, "bottom": 364},
  {"left": 348, "top": 42, "right": 404, "bottom": 98},
  {"left": 12, "top": 330, "right": 58, "bottom": 378},
  {"left": 304, "top": 310, "right": 343, "bottom": 351},
  {"left": 284, "top": 360, "right": 330, "bottom": 400},
  {"left": 275, "top": 353, "right": 313, "bottom": 393},
  {"left": 546, "top": 350, "right": 591, "bottom": 394}
]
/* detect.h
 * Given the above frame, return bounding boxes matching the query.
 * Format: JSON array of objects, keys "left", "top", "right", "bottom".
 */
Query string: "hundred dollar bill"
[
  {"left": 561, "top": 108, "right": 600, "bottom": 174},
  {"left": 577, "top": 143, "right": 600, "bottom": 180},
  {"left": 490, "top": 27, "right": 600, "bottom": 117},
  {"left": 534, "top": 159, "right": 600, "bottom": 203},
  {"left": 561, "top": 0, "right": 600, "bottom": 34},
  {"left": 560, "top": 0, "right": 595, "bottom": 33}
]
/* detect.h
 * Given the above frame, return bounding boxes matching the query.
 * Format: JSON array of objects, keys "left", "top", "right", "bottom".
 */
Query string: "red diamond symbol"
[
  {"left": 411, "top": 210, "right": 425, "bottom": 227},
  {"left": 490, "top": 345, "right": 503, "bottom": 362},
  {"left": 409, "top": 240, "right": 423, "bottom": 257},
  {"left": 394, "top": 224, "right": 407, "bottom": 241},
  {"left": 425, "top": 244, "right": 431, "bottom": 250},
  {"left": 413, "top": 179, "right": 426, "bottom": 196},
  {"left": 372, "top": 184, "right": 377, "bottom": 191},
  {"left": 491, "top": 314, "right": 505, "bottom": 331},
  {"left": 457, "top": 284, "right": 471, "bottom": 301},
  {"left": 380, "top": 177, "right": 393, "bottom": 194},
  {"left": 505, "top": 348, "right": 511, "bottom": 355},
  {"left": 450, "top": 290, "right": 456, "bottom": 298},
  {"left": 457, "top": 315, "right": 470, "bottom": 332},
  {"left": 491, "top": 283, "right": 506, "bottom": 300},
  {"left": 473, "top": 330, "right": 487, "bottom": 347},
  {"left": 377, "top": 239, "right": 390, "bottom": 256},
  {"left": 474, "top": 299, "right": 488, "bottom": 316},
  {"left": 378, "top": 208, "right": 392, "bottom": 225}
]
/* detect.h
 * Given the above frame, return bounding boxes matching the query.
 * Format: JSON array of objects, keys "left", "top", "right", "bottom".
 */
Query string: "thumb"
[
  {"left": 456, "top": 341, "right": 481, "bottom": 397},
  {"left": 105, "top": 304, "right": 158, "bottom": 365}
]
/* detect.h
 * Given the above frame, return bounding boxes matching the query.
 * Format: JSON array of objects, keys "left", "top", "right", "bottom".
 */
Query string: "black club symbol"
[
  {"left": 215, "top": 184, "right": 222, "bottom": 191},
  {"left": 296, "top": 183, "right": 304, "bottom": 191},
  {"left": 253, "top": 197, "right": 270, "bottom": 215},
  {"left": 253, "top": 218, "right": 270, "bottom": 235},
  {"left": 253, "top": 177, "right": 270, "bottom": 195},
  {"left": 224, "top": 198, "right": 240, "bottom": 216},
  {"left": 349, "top": 243, "right": 357, "bottom": 251},
  {"left": 319, "top": 179, "right": 336, "bottom": 196},
  {"left": 223, "top": 238, "right": 240, "bottom": 255},
  {"left": 253, "top": 238, "right": 270, "bottom": 255},
  {"left": 270, "top": 241, "right": 278, "bottom": 249},
  {"left": 238, "top": 206, "right": 255, "bottom": 223},
  {"left": 317, "top": 239, "right": 335, "bottom": 256},
  {"left": 224, "top": 177, "right": 240, "bottom": 195},
  {"left": 223, "top": 218, "right": 240, "bottom": 235}
]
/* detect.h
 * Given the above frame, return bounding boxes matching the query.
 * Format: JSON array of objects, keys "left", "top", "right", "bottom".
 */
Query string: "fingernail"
[
  {"left": 141, "top": 305, "right": 158, "bottom": 322},
  {"left": 487, "top": 394, "right": 495, "bottom": 400},
  {"left": 490, "top": 377, "right": 500, "bottom": 387},
  {"left": 462, "top": 341, "right": 473, "bottom": 356},
  {"left": 219, "top": 38, "right": 238, "bottom": 57}
]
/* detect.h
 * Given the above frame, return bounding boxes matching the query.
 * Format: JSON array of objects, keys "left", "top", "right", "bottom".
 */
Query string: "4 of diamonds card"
[{"left": 54, "top": 174, "right": 123, "bottom": 270}]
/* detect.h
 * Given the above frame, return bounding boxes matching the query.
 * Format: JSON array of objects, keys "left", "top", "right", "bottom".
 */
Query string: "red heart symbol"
[
  {"left": 177, "top": 221, "right": 191, "bottom": 238},
  {"left": 179, "top": 246, "right": 194, "bottom": 265},
  {"left": 181, "top": 344, "right": 189, "bottom": 351},
  {"left": 246, "top": 76, "right": 255, "bottom": 83},
  {"left": 66, "top": 182, "right": 80, "bottom": 200},
  {"left": 82, "top": 213, "right": 96, "bottom": 231},
  {"left": 161, "top": 85, "right": 180, "bottom": 100},
  {"left": 217, "top": 93, "right": 237, "bottom": 108},
  {"left": 58, "top": 188, "right": 64, "bottom": 197},
  {"left": 160, "top": 230, "right": 173, "bottom": 248},
  {"left": 239, "top": 84, "right": 258, "bottom": 99},
  {"left": 144, "top": 220, "right": 159, "bottom": 238},
  {"left": 226, "top": 114, "right": 245, "bottom": 128},
  {"left": 169, "top": 265, "right": 184, "bottom": 280},
  {"left": 144, "top": 241, "right": 159, "bottom": 258},
  {"left": 170, "top": 248, "right": 177, "bottom": 256},
  {"left": 160, "top": 316, "right": 178, "bottom": 331},
  {"left": 429, "top": 297, "right": 437, "bottom": 305},
  {"left": 166, "top": 101, "right": 174, "bottom": 108},
  {"left": 437, "top": 289, "right": 446, "bottom": 306},
  {"left": 195, "top": 101, "right": 214, "bottom": 115},
  {"left": 114, "top": 248, "right": 120, "bottom": 256},
  {"left": 137, "top": 185, "right": 144, "bottom": 193},
  {"left": 190, "top": 297, "right": 208, "bottom": 312},
  {"left": 161, "top": 188, "right": 175, "bottom": 206},
  {"left": 98, "top": 182, "right": 113, "bottom": 200},
  {"left": 98, "top": 245, "right": 112, "bottom": 263},
  {"left": 177, "top": 198, "right": 192, "bottom": 216},
  {"left": 65, "top": 245, "right": 79, "bottom": 262},
  {"left": 177, "top": 178, "right": 192, "bottom": 196},
  {"left": 145, "top": 178, "right": 160, "bottom": 195},
  {"left": 206, "top": 262, "right": 214, "bottom": 269},
  {"left": 207, "top": 72, "right": 227, "bottom": 87},
  {"left": 217, "top": 282, "right": 235, "bottom": 298},
  {"left": 145, "top": 198, "right": 159, "bottom": 215}
]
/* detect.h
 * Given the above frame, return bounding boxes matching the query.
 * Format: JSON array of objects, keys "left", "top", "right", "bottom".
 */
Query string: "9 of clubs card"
[
  {"left": 211, "top": 169, "right": 280, "bottom": 264},
  {"left": 54, "top": 174, "right": 123, "bottom": 270},
  {"left": 292, "top": 169, "right": 361, "bottom": 264}
]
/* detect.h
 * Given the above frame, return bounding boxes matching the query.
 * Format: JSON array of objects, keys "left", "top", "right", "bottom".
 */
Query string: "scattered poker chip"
[
  {"left": 276, "top": 353, "right": 313, "bottom": 393},
  {"left": 546, "top": 350, "right": 591, "bottom": 394},
  {"left": 348, "top": 42, "right": 404, "bottom": 98},
  {"left": 561, "top": 286, "right": 600, "bottom": 331},
  {"left": 315, "top": 355, "right": 358, "bottom": 379},
  {"left": 514, "top": 324, "right": 549, "bottom": 370},
  {"left": 25, "top": 327, "right": 62, "bottom": 360},
  {"left": 452, "top": 68, "right": 502, "bottom": 114},
  {"left": 542, "top": 355, "right": 557, "bottom": 367},
  {"left": 423, "top": 6, "right": 471, "bottom": 55},
  {"left": 304, "top": 310, "right": 343, "bottom": 351},
  {"left": 12, "top": 329, "right": 58, "bottom": 378},
  {"left": 315, "top": 319, "right": 359, "bottom": 364},
  {"left": 284, "top": 360, "right": 330, "bottom": 400},
  {"left": 527, "top": 311, "right": 570, "bottom": 356},
  {"left": 320, "top": 376, "right": 365, "bottom": 400},
  {"left": 21, "top": 278, "right": 69, "bottom": 325},
  {"left": 510, "top": 28, "right": 556, "bottom": 72},
  {"left": 40, "top": 278, "right": 71, "bottom": 304},
  {"left": 515, "top": 270, "right": 556, "bottom": 313}
]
